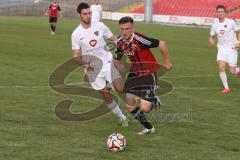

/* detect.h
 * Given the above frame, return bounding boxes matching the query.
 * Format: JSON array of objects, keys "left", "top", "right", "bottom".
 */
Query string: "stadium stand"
[
  {"left": 1, "top": 0, "right": 240, "bottom": 19},
  {"left": 0, "top": 0, "right": 141, "bottom": 17},
  {"left": 128, "top": 0, "right": 240, "bottom": 19}
]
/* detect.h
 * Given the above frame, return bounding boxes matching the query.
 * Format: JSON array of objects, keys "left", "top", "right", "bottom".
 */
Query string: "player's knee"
[
  {"left": 141, "top": 106, "right": 151, "bottom": 113},
  {"left": 219, "top": 67, "right": 225, "bottom": 72},
  {"left": 140, "top": 99, "right": 152, "bottom": 112},
  {"left": 229, "top": 68, "right": 235, "bottom": 74},
  {"left": 230, "top": 70, "right": 235, "bottom": 75},
  {"left": 126, "top": 105, "right": 136, "bottom": 112},
  {"left": 140, "top": 103, "right": 152, "bottom": 112}
]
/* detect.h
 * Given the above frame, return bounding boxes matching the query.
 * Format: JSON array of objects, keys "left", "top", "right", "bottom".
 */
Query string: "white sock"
[
  {"left": 219, "top": 72, "right": 229, "bottom": 89},
  {"left": 235, "top": 67, "right": 240, "bottom": 74},
  {"left": 107, "top": 100, "right": 126, "bottom": 120}
]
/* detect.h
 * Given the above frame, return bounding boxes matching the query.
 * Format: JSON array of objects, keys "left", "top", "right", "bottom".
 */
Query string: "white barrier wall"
[
  {"left": 102, "top": 12, "right": 219, "bottom": 26},
  {"left": 103, "top": 12, "right": 144, "bottom": 21}
]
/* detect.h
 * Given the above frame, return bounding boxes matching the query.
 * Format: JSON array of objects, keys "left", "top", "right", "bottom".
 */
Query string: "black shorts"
[
  {"left": 49, "top": 17, "right": 58, "bottom": 23},
  {"left": 123, "top": 72, "right": 157, "bottom": 102}
]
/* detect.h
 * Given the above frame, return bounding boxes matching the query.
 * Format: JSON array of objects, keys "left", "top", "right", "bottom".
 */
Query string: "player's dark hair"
[
  {"left": 216, "top": 5, "right": 227, "bottom": 12},
  {"left": 119, "top": 16, "right": 134, "bottom": 25},
  {"left": 77, "top": 3, "right": 90, "bottom": 14}
]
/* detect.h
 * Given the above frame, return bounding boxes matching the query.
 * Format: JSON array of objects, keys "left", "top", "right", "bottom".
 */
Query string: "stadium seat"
[{"left": 128, "top": 0, "right": 240, "bottom": 18}]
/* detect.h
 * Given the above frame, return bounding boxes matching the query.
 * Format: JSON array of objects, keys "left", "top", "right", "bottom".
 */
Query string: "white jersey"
[
  {"left": 90, "top": 4, "right": 102, "bottom": 23},
  {"left": 210, "top": 18, "right": 240, "bottom": 49},
  {"left": 71, "top": 22, "right": 113, "bottom": 64}
]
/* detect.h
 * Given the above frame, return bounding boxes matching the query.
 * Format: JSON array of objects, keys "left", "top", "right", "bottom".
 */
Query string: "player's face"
[
  {"left": 120, "top": 23, "right": 134, "bottom": 41},
  {"left": 95, "top": 0, "right": 99, "bottom": 4},
  {"left": 216, "top": 8, "right": 226, "bottom": 19},
  {"left": 80, "top": 8, "right": 92, "bottom": 24}
]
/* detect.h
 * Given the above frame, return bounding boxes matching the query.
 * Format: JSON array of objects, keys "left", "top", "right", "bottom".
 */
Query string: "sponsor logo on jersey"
[
  {"left": 124, "top": 51, "right": 134, "bottom": 56},
  {"left": 89, "top": 39, "right": 97, "bottom": 47},
  {"left": 131, "top": 44, "right": 137, "bottom": 51},
  {"left": 220, "top": 30, "right": 225, "bottom": 35}
]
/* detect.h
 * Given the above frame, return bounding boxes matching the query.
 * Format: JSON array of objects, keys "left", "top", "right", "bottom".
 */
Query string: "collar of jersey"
[{"left": 123, "top": 33, "right": 134, "bottom": 44}]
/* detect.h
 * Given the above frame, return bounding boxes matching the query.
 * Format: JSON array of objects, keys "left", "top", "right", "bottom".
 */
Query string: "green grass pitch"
[{"left": 0, "top": 16, "right": 240, "bottom": 160}]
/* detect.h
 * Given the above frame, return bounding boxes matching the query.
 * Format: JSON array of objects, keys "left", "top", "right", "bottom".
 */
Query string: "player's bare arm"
[
  {"left": 72, "top": 49, "right": 93, "bottom": 71},
  {"left": 235, "top": 29, "right": 240, "bottom": 48},
  {"left": 106, "top": 35, "right": 125, "bottom": 71},
  {"left": 114, "top": 59, "right": 125, "bottom": 72},
  {"left": 105, "top": 35, "right": 116, "bottom": 41},
  {"left": 159, "top": 40, "right": 172, "bottom": 70},
  {"left": 59, "top": 10, "right": 63, "bottom": 18},
  {"left": 45, "top": 9, "right": 49, "bottom": 16},
  {"left": 209, "top": 35, "right": 215, "bottom": 46}
]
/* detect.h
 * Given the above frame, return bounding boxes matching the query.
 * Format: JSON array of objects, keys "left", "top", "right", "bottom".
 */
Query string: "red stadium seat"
[{"left": 128, "top": 0, "right": 240, "bottom": 18}]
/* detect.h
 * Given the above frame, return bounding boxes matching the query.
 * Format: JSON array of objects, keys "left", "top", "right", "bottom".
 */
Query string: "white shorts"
[
  {"left": 217, "top": 48, "right": 238, "bottom": 67},
  {"left": 85, "top": 60, "right": 121, "bottom": 90}
]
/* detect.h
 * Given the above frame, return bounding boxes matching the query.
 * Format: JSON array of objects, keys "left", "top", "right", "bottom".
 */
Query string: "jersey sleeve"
[
  {"left": 90, "top": 5, "right": 93, "bottom": 11},
  {"left": 71, "top": 32, "right": 80, "bottom": 50},
  {"left": 101, "top": 22, "right": 113, "bottom": 39},
  {"left": 232, "top": 20, "right": 240, "bottom": 31},
  {"left": 135, "top": 34, "right": 159, "bottom": 49},
  {"left": 210, "top": 25, "right": 216, "bottom": 36},
  {"left": 57, "top": 5, "right": 61, "bottom": 11},
  {"left": 99, "top": 5, "right": 103, "bottom": 12}
]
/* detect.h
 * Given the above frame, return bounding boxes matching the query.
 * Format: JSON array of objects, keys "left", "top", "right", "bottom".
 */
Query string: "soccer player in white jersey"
[
  {"left": 90, "top": 0, "right": 103, "bottom": 23},
  {"left": 209, "top": 5, "right": 240, "bottom": 93},
  {"left": 71, "top": 3, "right": 128, "bottom": 126}
]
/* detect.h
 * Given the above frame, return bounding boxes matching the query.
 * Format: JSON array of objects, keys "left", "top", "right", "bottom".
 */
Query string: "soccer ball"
[{"left": 107, "top": 133, "right": 126, "bottom": 152}]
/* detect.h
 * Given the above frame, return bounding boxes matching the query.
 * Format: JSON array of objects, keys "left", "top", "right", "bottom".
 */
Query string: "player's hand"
[
  {"left": 163, "top": 62, "right": 172, "bottom": 70},
  {"left": 45, "top": 12, "right": 48, "bottom": 16},
  {"left": 82, "top": 62, "right": 94, "bottom": 71}
]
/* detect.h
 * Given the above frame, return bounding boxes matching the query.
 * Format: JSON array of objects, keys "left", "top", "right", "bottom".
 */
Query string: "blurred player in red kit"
[{"left": 45, "top": 0, "right": 63, "bottom": 35}]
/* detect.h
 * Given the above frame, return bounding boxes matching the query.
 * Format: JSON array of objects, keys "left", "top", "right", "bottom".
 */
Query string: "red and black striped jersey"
[
  {"left": 116, "top": 32, "right": 160, "bottom": 77},
  {"left": 48, "top": 3, "right": 61, "bottom": 18}
]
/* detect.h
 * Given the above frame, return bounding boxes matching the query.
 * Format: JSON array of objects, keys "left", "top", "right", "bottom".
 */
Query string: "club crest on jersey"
[
  {"left": 224, "top": 25, "right": 227, "bottom": 28},
  {"left": 89, "top": 40, "right": 97, "bottom": 47},
  {"left": 94, "top": 31, "right": 99, "bottom": 36},
  {"left": 131, "top": 44, "right": 137, "bottom": 50},
  {"left": 220, "top": 30, "right": 225, "bottom": 35}
]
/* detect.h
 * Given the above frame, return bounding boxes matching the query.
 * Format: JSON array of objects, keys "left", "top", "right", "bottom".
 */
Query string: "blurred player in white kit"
[
  {"left": 90, "top": 0, "right": 103, "bottom": 23},
  {"left": 209, "top": 5, "right": 240, "bottom": 93}
]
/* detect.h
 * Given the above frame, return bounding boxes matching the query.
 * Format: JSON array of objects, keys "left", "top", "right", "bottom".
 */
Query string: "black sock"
[
  {"left": 50, "top": 25, "right": 54, "bottom": 32},
  {"left": 131, "top": 107, "right": 153, "bottom": 129},
  {"left": 52, "top": 26, "right": 56, "bottom": 32}
]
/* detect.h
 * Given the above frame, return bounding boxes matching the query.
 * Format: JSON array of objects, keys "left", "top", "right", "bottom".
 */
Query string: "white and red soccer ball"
[{"left": 107, "top": 133, "right": 126, "bottom": 152}]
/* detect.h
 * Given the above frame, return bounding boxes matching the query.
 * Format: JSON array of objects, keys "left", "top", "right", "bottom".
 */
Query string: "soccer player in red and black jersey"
[
  {"left": 45, "top": 0, "right": 62, "bottom": 35},
  {"left": 115, "top": 16, "right": 172, "bottom": 135}
]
